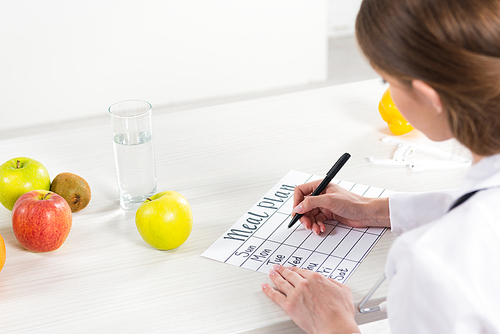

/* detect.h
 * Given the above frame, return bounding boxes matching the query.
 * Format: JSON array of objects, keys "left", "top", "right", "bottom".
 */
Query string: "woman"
[{"left": 261, "top": 0, "right": 500, "bottom": 333}]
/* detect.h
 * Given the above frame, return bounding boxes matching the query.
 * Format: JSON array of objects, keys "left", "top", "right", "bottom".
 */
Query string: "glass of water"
[{"left": 109, "top": 100, "right": 157, "bottom": 211}]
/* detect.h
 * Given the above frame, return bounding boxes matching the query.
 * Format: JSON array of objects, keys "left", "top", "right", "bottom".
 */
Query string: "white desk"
[{"left": 0, "top": 79, "right": 470, "bottom": 333}]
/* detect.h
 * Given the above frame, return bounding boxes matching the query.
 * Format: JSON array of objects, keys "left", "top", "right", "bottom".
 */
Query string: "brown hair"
[{"left": 356, "top": 0, "right": 500, "bottom": 156}]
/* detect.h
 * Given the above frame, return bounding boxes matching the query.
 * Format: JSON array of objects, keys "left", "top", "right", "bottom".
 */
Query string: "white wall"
[
  {"left": 328, "top": 0, "right": 362, "bottom": 37},
  {"left": 0, "top": 0, "right": 327, "bottom": 132}
]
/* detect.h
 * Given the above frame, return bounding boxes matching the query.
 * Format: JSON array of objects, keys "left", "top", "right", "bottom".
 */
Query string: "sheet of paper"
[{"left": 202, "top": 170, "right": 392, "bottom": 283}]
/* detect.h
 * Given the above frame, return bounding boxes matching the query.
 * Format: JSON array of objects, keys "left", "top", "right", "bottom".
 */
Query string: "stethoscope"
[
  {"left": 357, "top": 187, "right": 485, "bottom": 314},
  {"left": 358, "top": 272, "right": 387, "bottom": 313}
]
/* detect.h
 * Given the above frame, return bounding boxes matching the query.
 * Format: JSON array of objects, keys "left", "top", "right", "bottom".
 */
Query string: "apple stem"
[
  {"left": 43, "top": 192, "right": 51, "bottom": 200},
  {"left": 17, "top": 160, "right": 20, "bottom": 169},
  {"left": 146, "top": 198, "right": 152, "bottom": 201}
]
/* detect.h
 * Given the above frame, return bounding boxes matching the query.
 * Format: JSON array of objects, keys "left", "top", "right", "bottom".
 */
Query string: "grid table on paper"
[{"left": 202, "top": 170, "right": 391, "bottom": 283}]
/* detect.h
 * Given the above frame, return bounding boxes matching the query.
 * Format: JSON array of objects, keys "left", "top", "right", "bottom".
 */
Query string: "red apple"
[{"left": 12, "top": 190, "right": 72, "bottom": 252}]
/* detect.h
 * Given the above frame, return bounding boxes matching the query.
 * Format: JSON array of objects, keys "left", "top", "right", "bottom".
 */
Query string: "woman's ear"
[{"left": 412, "top": 80, "right": 443, "bottom": 114}]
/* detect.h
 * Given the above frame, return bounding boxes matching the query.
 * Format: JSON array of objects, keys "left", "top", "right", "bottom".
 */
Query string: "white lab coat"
[{"left": 386, "top": 154, "right": 500, "bottom": 333}]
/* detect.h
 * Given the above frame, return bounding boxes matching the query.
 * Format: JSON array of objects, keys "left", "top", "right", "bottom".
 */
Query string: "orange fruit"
[
  {"left": 0, "top": 233, "right": 5, "bottom": 272},
  {"left": 378, "top": 87, "right": 413, "bottom": 135}
]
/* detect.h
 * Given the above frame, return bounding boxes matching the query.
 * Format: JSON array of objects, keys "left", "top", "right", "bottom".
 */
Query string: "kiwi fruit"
[{"left": 50, "top": 172, "right": 91, "bottom": 212}]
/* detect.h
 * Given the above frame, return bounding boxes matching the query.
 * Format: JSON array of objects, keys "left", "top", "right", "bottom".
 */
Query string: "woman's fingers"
[
  {"left": 300, "top": 193, "right": 337, "bottom": 214},
  {"left": 293, "top": 180, "right": 323, "bottom": 208},
  {"left": 296, "top": 208, "right": 328, "bottom": 234},
  {"left": 261, "top": 283, "right": 286, "bottom": 305},
  {"left": 268, "top": 264, "right": 308, "bottom": 296},
  {"left": 288, "top": 265, "right": 320, "bottom": 280},
  {"left": 269, "top": 267, "right": 295, "bottom": 295},
  {"left": 262, "top": 265, "right": 359, "bottom": 334},
  {"left": 312, "top": 212, "right": 327, "bottom": 234},
  {"left": 274, "top": 265, "right": 305, "bottom": 286}
]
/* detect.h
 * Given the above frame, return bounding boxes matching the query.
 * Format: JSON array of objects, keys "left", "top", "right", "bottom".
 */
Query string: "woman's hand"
[
  {"left": 292, "top": 180, "right": 391, "bottom": 235},
  {"left": 261, "top": 265, "right": 360, "bottom": 334}
]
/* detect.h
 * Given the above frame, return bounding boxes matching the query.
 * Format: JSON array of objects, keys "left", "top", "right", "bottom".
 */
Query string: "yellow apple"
[{"left": 135, "top": 191, "right": 193, "bottom": 250}]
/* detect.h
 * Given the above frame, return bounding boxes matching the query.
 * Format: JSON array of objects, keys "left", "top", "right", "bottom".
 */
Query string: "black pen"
[{"left": 288, "top": 152, "right": 351, "bottom": 229}]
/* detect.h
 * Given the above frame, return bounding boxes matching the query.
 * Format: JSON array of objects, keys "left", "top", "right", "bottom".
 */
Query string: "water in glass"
[{"left": 113, "top": 130, "right": 157, "bottom": 210}]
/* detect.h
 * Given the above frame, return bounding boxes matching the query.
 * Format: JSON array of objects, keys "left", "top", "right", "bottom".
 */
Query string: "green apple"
[
  {"left": 0, "top": 157, "right": 51, "bottom": 211},
  {"left": 135, "top": 191, "right": 193, "bottom": 250}
]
